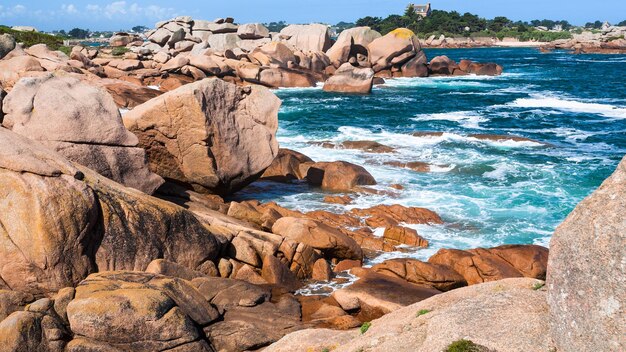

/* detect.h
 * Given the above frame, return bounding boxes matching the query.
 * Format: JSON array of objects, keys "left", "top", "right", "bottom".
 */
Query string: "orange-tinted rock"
[
  {"left": 331, "top": 269, "right": 440, "bottom": 318},
  {"left": 272, "top": 217, "right": 363, "bottom": 261},
  {"left": 351, "top": 204, "right": 443, "bottom": 228},
  {"left": 334, "top": 259, "right": 362, "bottom": 273},
  {"left": 468, "top": 133, "right": 550, "bottom": 146},
  {"left": 261, "top": 148, "right": 313, "bottom": 182},
  {"left": 306, "top": 161, "right": 376, "bottom": 192},
  {"left": 261, "top": 255, "right": 301, "bottom": 291},
  {"left": 383, "top": 226, "right": 429, "bottom": 248},
  {"left": 311, "top": 259, "right": 333, "bottom": 281},
  {"left": 372, "top": 258, "right": 467, "bottom": 291},
  {"left": 385, "top": 161, "right": 431, "bottom": 172},
  {"left": 429, "top": 245, "right": 548, "bottom": 285},
  {"left": 102, "top": 81, "right": 163, "bottom": 109},
  {"left": 428, "top": 55, "right": 458, "bottom": 75},
  {"left": 323, "top": 195, "right": 353, "bottom": 205},
  {"left": 305, "top": 210, "right": 362, "bottom": 228}
]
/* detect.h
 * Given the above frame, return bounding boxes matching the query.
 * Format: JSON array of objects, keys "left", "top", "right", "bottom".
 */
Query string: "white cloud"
[
  {"left": 0, "top": 4, "right": 27, "bottom": 18},
  {"left": 61, "top": 4, "right": 78, "bottom": 14},
  {"left": 0, "top": 2, "right": 178, "bottom": 25}
]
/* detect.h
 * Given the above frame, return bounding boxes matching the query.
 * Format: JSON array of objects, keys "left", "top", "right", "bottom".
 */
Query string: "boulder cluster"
[
  {"left": 0, "top": 16, "right": 621, "bottom": 352},
  {"left": 0, "top": 70, "right": 554, "bottom": 351},
  {"left": 1, "top": 17, "right": 503, "bottom": 101},
  {"left": 542, "top": 25, "right": 626, "bottom": 53}
]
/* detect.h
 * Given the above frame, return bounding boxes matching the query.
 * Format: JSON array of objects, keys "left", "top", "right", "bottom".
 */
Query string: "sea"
[{"left": 230, "top": 47, "right": 626, "bottom": 269}]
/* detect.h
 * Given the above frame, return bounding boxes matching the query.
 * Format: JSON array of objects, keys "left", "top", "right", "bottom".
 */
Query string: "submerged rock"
[
  {"left": 548, "top": 156, "right": 626, "bottom": 351},
  {"left": 123, "top": 78, "right": 280, "bottom": 195}
]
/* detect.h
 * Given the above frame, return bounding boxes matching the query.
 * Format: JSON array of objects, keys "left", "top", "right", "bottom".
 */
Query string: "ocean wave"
[
  {"left": 413, "top": 111, "right": 487, "bottom": 128},
  {"left": 508, "top": 95, "right": 626, "bottom": 119}
]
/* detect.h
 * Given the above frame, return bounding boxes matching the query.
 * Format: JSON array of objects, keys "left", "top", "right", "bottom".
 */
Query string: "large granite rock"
[
  {"left": 331, "top": 268, "right": 440, "bottom": 318},
  {"left": 0, "top": 56, "right": 44, "bottom": 88},
  {"left": 0, "top": 128, "right": 220, "bottom": 296},
  {"left": 123, "top": 78, "right": 280, "bottom": 195},
  {"left": 367, "top": 28, "right": 424, "bottom": 72},
  {"left": 2, "top": 74, "right": 163, "bottom": 194},
  {"left": 548, "top": 156, "right": 626, "bottom": 351},
  {"left": 266, "top": 278, "right": 551, "bottom": 352},
  {"left": 0, "top": 34, "right": 16, "bottom": 59},
  {"left": 323, "top": 63, "right": 374, "bottom": 94},
  {"left": 429, "top": 245, "right": 549, "bottom": 285},
  {"left": 66, "top": 271, "right": 218, "bottom": 351},
  {"left": 280, "top": 24, "right": 333, "bottom": 52},
  {"left": 272, "top": 217, "right": 363, "bottom": 261},
  {"left": 326, "top": 27, "right": 381, "bottom": 67},
  {"left": 237, "top": 23, "right": 270, "bottom": 40}
]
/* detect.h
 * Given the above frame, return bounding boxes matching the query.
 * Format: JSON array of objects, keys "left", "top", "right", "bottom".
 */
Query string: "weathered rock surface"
[
  {"left": 305, "top": 161, "right": 376, "bottom": 191},
  {"left": 331, "top": 268, "right": 440, "bottom": 318},
  {"left": 367, "top": 28, "right": 424, "bottom": 72},
  {"left": 372, "top": 258, "right": 467, "bottom": 291},
  {"left": 237, "top": 23, "right": 270, "bottom": 40},
  {"left": 548, "top": 156, "right": 626, "bottom": 352},
  {"left": 123, "top": 78, "right": 280, "bottom": 195},
  {"left": 429, "top": 245, "right": 549, "bottom": 285},
  {"left": 280, "top": 24, "right": 333, "bottom": 52},
  {"left": 261, "top": 148, "right": 313, "bottom": 182},
  {"left": 0, "top": 34, "right": 16, "bottom": 59},
  {"left": 326, "top": 27, "right": 381, "bottom": 67},
  {"left": 0, "top": 128, "right": 219, "bottom": 296},
  {"left": 2, "top": 74, "right": 163, "bottom": 194},
  {"left": 66, "top": 271, "right": 218, "bottom": 351},
  {"left": 266, "top": 278, "right": 551, "bottom": 352},
  {"left": 272, "top": 217, "right": 363, "bottom": 261},
  {"left": 323, "top": 63, "right": 374, "bottom": 94}
]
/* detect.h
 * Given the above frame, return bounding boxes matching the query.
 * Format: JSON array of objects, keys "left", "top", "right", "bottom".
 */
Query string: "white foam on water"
[
  {"left": 273, "top": 82, "right": 324, "bottom": 92},
  {"left": 508, "top": 95, "right": 626, "bottom": 119},
  {"left": 413, "top": 111, "right": 487, "bottom": 129}
]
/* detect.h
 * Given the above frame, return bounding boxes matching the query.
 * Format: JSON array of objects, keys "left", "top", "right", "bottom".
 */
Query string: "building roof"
[{"left": 414, "top": 3, "right": 431, "bottom": 12}]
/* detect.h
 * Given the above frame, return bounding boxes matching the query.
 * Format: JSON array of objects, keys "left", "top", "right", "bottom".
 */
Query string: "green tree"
[
  {"left": 68, "top": 28, "right": 89, "bottom": 39},
  {"left": 489, "top": 16, "right": 511, "bottom": 32},
  {"left": 356, "top": 16, "right": 382, "bottom": 30},
  {"left": 131, "top": 25, "right": 148, "bottom": 33}
]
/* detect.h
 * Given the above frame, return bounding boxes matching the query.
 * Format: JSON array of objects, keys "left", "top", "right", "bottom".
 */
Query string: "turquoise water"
[{"left": 232, "top": 48, "right": 626, "bottom": 263}]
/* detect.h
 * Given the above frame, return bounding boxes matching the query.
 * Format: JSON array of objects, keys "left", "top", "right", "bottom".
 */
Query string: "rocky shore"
[
  {"left": 0, "top": 16, "right": 503, "bottom": 98},
  {"left": 0, "top": 16, "right": 623, "bottom": 352},
  {"left": 540, "top": 25, "right": 626, "bottom": 54}
]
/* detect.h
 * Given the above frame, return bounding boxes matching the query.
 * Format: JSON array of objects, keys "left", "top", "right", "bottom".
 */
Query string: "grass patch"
[
  {"left": 321, "top": 348, "right": 330, "bottom": 352},
  {"left": 57, "top": 46, "right": 72, "bottom": 56},
  {"left": 446, "top": 339, "right": 483, "bottom": 352},
  {"left": 359, "top": 322, "right": 371, "bottom": 334},
  {"left": 532, "top": 282, "right": 546, "bottom": 290},
  {"left": 416, "top": 309, "right": 431, "bottom": 317},
  {"left": 111, "top": 47, "right": 130, "bottom": 56},
  {"left": 0, "top": 25, "right": 64, "bottom": 50}
]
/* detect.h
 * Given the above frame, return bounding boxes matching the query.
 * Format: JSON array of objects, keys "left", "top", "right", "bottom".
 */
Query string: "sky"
[{"left": 1, "top": 0, "right": 625, "bottom": 32}]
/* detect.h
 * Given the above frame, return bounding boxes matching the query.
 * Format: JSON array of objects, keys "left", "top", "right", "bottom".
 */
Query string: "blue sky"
[{"left": 1, "top": 1, "right": 624, "bottom": 31}]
